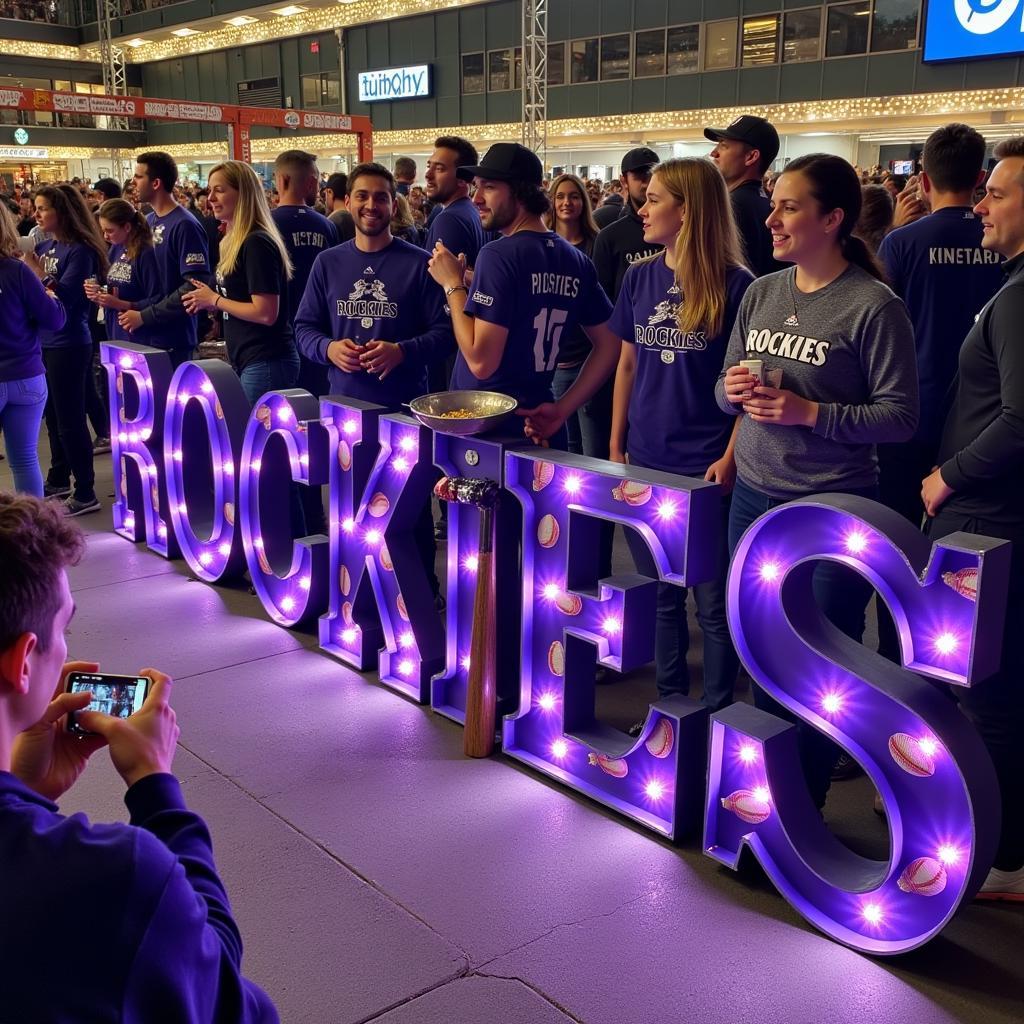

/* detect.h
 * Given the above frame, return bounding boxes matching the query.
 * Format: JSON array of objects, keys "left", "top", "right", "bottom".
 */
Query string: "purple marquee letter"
[
  {"left": 100, "top": 341, "right": 176, "bottom": 557},
  {"left": 239, "top": 389, "right": 329, "bottom": 626},
  {"left": 164, "top": 360, "right": 249, "bottom": 582},
  {"left": 319, "top": 398, "right": 443, "bottom": 702},
  {"left": 502, "top": 449, "right": 720, "bottom": 839},
  {"left": 705, "top": 495, "right": 1010, "bottom": 953}
]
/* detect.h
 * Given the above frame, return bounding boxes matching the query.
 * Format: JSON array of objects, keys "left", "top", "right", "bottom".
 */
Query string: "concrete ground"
[{"left": 4, "top": 443, "right": 1023, "bottom": 1024}]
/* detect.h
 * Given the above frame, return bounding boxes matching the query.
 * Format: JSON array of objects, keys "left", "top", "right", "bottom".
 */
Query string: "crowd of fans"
[{"left": 2, "top": 115, "right": 1024, "bottom": 1015}]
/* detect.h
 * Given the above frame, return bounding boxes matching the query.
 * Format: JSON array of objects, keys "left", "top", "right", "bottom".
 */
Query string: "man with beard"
[
  {"left": 119, "top": 152, "right": 210, "bottom": 366},
  {"left": 424, "top": 136, "right": 488, "bottom": 274},
  {"left": 427, "top": 143, "right": 618, "bottom": 447},
  {"left": 295, "top": 162, "right": 451, "bottom": 600}
]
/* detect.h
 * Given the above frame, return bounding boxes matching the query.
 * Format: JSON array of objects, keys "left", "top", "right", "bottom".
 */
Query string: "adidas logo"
[
  {"left": 783, "top": 314, "right": 799, "bottom": 327},
  {"left": 363, "top": 266, "right": 374, "bottom": 275}
]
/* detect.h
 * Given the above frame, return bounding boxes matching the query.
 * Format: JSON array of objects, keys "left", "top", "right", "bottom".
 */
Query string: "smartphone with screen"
[
  {"left": 892, "top": 160, "right": 915, "bottom": 175},
  {"left": 16, "top": 236, "right": 35, "bottom": 256},
  {"left": 65, "top": 672, "right": 151, "bottom": 736}
]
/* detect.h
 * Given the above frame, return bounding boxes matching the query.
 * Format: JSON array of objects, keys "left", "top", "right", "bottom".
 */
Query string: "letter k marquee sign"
[{"left": 357, "top": 65, "right": 432, "bottom": 103}]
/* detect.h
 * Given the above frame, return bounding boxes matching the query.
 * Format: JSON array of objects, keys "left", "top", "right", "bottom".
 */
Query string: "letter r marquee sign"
[{"left": 100, "top": 341, "right": 1013, "bottom": 956}]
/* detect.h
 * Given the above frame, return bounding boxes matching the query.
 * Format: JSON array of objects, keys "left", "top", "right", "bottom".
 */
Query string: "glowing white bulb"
[
  {"left": 602, "top": 617, "right": 622, "bottom": 635},
  {"left": 342, "top": 419, "right": 357, "bottom": 435},
  {"left": 280, "top": 596, "right": 296, "bottom": 613},
  {"left": 918, "top": 737, "right": 938, "bottom": 758},
  {"left": 538, "top": 692, "right": 556, "bottom": 711},
  {"left": 177, "top": 503, "right": 188, "bottom": 515},
  {"left": 460, "top": 655, "right": 471, "bottom": 671},
  {"left": 862, "top": 903, "right": 883, "bottom": 926},
  {"left": 276, "top": 406, "right": 292, "bottom": 423},
  {"left": 157, "top": 524, "right": 167, "bottom": 538},
  {"left": 198, "top": 551, "right": 213, "bottom": 567},
  {"left": 399, "top": 630, "right": 415, "bottom": 649},
  {"left": 251, "top": 458, "right": 262, "bottom": 471},
  {"left": 200, "top": 380, "right": 214, "bottom": 394},
  {"left": 759, "top": 561, "right": 780, "bottom": 583},
  {"left": 752, "top": 785, "right": 771, "bottom": 804},
  {"left": 118, "top": 431, "right": 128, "bottom": 443},
  {"left": 821, "top": 693, "right": 844, "bottom": 715},
  {"left": 392, "top": 456, "right": 409, "bottom": 472},
  {"left": 365, "top": 528, "right": 381, "bottom": 545},
  {"left": 221, "top": 461, "right": 234, "bottom": 475},
  {"left": 463, "top": 554, "right": 479, "bottom": 573},
  {"left": 937, "top": 844, "right": 962, "bottom": 866},
  {"left": 645, "top": 779, "right": 665, "bottom": 800},
  {"left": 253, "top": 537, "right": 264, "bottom": 550},
  {"left": 342, "top": 517, "right": 355, "bottom": 533},
  {"left": 551, "top": 738, "right": 569, "bottom": 759},
  {"left": 341, "top": 628, "right": 357, "bottom": 644},
  {"left": 739, "top": 745, "right": 758, "bottom": 764},
  {"left": 542, "top": 583, "right": 561, "bottom": 600},
  {"left": 299, "top": 453, "right": 309, "bottom": 466},
  {"left": 399, "top": 435, "right": 416, "bottom": 452},
  {"left": 128, "top": 432, "right": 139, "bottom": 443},
  {"left": 147, "top": 464, "right": 158, "bottom": 478},
  {"left": 299, "top": 576, "right": 311, "bottom": 591},
  {"left": 218, "top": 542, "right": 231, "bottom": 556},
  {"left": 119, "top": 355, "right": 132, "bottom": 369},
  {"left": 656, "top": 500, "right": 678, "bottom": 521},
  {"left": 140, "top": 429, "right": 151, "bottom": 441},
  {"left": 564, "top": 474, "right": 581, "bottom": 495},
  {"left": 845, "top": 531, "right": 868, "bottom": 555},
  {"left": 398, "top": 658, "right": 414, "bottom": 676},
  {"left": 935, "top": 632, "right": 959, "bottom": 655},
  {"left": 173, "top": 450, "right": 183, "bottom": 462},
  {"left": 177, "top": 393, "right": 190, "bottom": 405}
]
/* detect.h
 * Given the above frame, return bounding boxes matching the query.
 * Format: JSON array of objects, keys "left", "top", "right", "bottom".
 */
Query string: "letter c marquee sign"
[{"left": 101, "top": 341, "right": 1012, "bottom": 955}]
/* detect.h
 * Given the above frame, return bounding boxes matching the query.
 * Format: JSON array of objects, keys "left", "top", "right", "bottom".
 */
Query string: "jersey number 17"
[{"left": 532, "top": 308, "right": 568, "bottom": 373}]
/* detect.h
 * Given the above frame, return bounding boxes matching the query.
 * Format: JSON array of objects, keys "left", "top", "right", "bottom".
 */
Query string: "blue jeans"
[
  {"left": 238, "top": 349, "right": 300, "bottom": 407},
  {"left": 0, "top": 373, "right": 47, "bottom": 496},
  {"left": 629, "top": 493, "right": 737, "bottom": 709},
  {"left": 728, "top": 477, "right": 878, "bottom": 808}
]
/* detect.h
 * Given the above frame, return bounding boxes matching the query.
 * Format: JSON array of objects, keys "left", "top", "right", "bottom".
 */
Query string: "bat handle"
[{"left": 464, "top": 506, "right": 497, "bottom": 757}]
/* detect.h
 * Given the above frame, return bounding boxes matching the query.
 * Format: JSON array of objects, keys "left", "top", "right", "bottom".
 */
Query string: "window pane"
[
  {"left": 461, "top": 53, "right": 484, "bottom": 94},
  {"left": 784, "top": 9, "right": 821, "bottom": 62},
  {"left": 301, "top": 74, "right": 319, "bottom": 108},
  {"left": 705, "top": 19, "right": 738, "bottom": 70},
  {"left": 600, "top": 33, "right": 630, "bottom": 80},
  {"left": 667, "top": 24, "right": 700, "bottom": 74},
  {"left": 826, "top": 1, "right": 870, "bottom": 58},
  {"left": 323, "top": 72, "right": 340, "bottom": 106},
  {"left": 488, "top": 49, "right": 512, "bottom": 91},
  {"left": 742, "top": 15, "right": 779, "bottom": 66},
  {"left": 635, "top": 28, "right": 665, "bottom": 78},
  {"left": 871, "top": 0, "right": 919, "bottom": 52},
  {"left": 570, "top": 38, "right": 599, "bottom": 84},
  {"left": 547, "top": 41, "right": 565, "bottom": 86}
]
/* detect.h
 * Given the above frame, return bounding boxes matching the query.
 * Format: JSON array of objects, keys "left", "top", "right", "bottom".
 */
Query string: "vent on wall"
[{"left": 237, "top": 77, "right": 281, "bottom": 107}]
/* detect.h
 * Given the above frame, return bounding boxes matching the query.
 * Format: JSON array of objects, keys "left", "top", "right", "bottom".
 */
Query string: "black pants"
[
  {"left": 929, "top": 508, "right": 1024, "bottom": 871},
  {"left": 43, "top": 345, "right": 96, "bottom": 502},
  {"left": 85, "top": 337, "right": 108, "bottom": 439},
  {"left": 877, "top": 439, "right": 935, "bottom": 661}
]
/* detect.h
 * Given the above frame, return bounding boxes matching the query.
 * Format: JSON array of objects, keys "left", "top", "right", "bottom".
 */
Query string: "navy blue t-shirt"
[
  {"left": 271, "top": 204, "right": 338, "bottom": 321},
  {"left": 610, "top": 256, "right": 753, "bottom": 476},
  {"left": 454, "top": 230, "right": 613, "bottom": 407},
  {"left": 104, "top": 242, "right": 164, "bottom": 345},
  {"left": 36, "top": 239, "right": 97, "bottom": 349},
  {"left": 0, "top": 257, "right": 64, "bottom": 380},
  {"left": 294, "top": 236, "right": 453, "bottom": 407},
  {"left": 877, "top": 207, "right": 1003, "bottom": 446},
  {"left": 425, "top": 196, "right": 488, "bottom": 269}
]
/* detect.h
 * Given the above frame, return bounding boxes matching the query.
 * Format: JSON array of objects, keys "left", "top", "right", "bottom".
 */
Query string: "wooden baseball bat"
[{"left": 464, "top": 504, "right": 497, "bottom": 757}]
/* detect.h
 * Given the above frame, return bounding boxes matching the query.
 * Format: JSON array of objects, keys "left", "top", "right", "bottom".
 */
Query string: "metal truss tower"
[
  {"left": 521, "top": 0, "right": 547, "bottom": 159},
  {"left": 97, "top": 0, "right": 128, "bottom": 180}
]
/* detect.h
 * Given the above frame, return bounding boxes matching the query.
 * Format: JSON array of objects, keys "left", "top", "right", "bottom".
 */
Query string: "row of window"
[{"left": 462, "top": 1, "right": 919, "bottom": 94}]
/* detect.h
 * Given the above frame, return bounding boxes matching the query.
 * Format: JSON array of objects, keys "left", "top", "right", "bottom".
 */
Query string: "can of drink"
[
  {"left": 739, "top": 359, "right": 763, "bottom": 387},
  {"left": 85, "top": 275, "right": 98, "bottom": 287}
]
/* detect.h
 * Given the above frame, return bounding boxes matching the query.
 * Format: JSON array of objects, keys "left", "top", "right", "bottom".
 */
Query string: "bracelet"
[
  {"left": 444, "top": 284, "right": 468, "bottom": 299},
  {"left": 215, "top": 294, "right": 221, "bottom": 309}
]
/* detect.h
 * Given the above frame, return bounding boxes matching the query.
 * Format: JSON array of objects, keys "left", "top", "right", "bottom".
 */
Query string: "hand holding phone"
[{"left": 65, "top": 671, "right": 151, "bottom": 737}]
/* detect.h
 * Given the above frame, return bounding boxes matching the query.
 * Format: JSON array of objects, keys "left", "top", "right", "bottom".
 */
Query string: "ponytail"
[{"left": 839, "top": 232, "right": 886, "bottom": 283}]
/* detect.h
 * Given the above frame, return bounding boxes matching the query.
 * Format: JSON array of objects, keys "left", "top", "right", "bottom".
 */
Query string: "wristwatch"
[{"left": 444, "top": 284, "right": 468, "bottom": 299}]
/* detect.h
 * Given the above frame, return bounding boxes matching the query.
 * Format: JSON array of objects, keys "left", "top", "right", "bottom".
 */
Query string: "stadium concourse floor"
[{"left": 4, "top": 443, "right": 1023, "bottom": 1024}]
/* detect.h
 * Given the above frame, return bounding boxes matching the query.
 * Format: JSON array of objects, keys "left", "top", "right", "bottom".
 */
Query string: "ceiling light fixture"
[
  {"left": 170, "top": 27, "right": 199, "bottom": 37},
  {"left": 271, "top": 5, "right": 308, "bottom": 15},
  {"left": 125, "top": 37, "right": 150, "bottom": 47},
  {"left": 224, "top": 15, "right": 258, "bottom": 26}
]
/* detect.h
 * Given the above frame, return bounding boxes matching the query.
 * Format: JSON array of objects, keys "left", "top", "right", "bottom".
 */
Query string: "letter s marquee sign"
[
  {"left": 924, "top": 0, "right": 1024, "bottom": 62},
  {"left": 101, "top": 340, "right": 1013, "bottom": 956}
]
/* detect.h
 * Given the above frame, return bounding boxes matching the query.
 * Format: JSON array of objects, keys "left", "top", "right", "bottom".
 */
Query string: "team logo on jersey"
[
  {"left": 648, "top": 299, "right": 681, "bottom": 326},
  {"left": 152, "top": 224, "right": 166, "bottom": 245},
  {"left": 363, "top": 266, "right": 375, "bottom": 275},
  {"left": 337, "top": 277, "right": 398, "bottom": 319},
  {"left": 783, "top": 313, "right": 800, "bottom": 327},
  {"left": 471, "top": 291, "right": 494, "bottom": 306},
  {"left": 185, "top": 252, "right": 205, "bottom": 266}
]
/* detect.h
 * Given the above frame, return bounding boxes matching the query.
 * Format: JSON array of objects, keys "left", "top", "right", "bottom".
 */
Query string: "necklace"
[{"left": 785, "top": 268, "right": 836, "bottom": 328}]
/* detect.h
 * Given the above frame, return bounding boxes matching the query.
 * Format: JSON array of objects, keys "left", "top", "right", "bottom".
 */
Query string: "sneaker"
[
  {"left": 63, "top": 495, "right": 101, "bottom": 517},
  {"left": 44, "top": 483, "right": 72, "bottom": 499},
  {"left": 976, "top": 865, "right": 1024, "bottom": 902},
  {"left": 93, "top": 436, "right": 111, "bottom": 455},
  {"left": 831, "top": 752, "right": 864, "bottom": 781}
]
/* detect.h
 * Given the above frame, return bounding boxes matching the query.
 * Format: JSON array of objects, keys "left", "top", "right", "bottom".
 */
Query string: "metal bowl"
[{"left": 408, "top": 390, "right": 518, "bottom": 436}]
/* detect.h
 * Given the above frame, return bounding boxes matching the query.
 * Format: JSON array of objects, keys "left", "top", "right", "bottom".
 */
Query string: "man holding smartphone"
[{"left": 0, "top": 493, "right": 277, "bottom": 1021}]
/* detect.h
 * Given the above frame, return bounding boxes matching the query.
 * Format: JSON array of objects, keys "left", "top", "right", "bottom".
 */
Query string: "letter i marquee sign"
[{"left": 102, "top": 341, "right": 1012, "bottom": 956}]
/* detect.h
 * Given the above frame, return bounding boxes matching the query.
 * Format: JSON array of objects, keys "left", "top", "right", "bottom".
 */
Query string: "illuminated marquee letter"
[
  {"left": 705, "top": 495, "right": 1010, "bottom": 953},
  {"left": 431, "top": 431, "right": 525, "bottom": 724},
  {"left": 164, "top": 360, "right": 249, "bottom": 581},
  {"left": 100, "top": 341, "right": 176, "bottom": 557},
  {"left": 239, "top": 389, "right": 329, "bottom": 626},
  {"left": 319, "top": 398, "right": 443, "bottom": 702},
  {"left": 503, "top": 450, "right": 720, "bottom": 839}
]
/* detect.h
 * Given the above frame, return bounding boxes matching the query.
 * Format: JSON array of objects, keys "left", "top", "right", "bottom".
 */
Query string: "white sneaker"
[{"left": 976, "top": 865, "right": 1024, "bottom": 902}]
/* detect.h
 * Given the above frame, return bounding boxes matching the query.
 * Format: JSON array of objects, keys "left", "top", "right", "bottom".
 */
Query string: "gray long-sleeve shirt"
[{"left": 714, "top": 264, "right": 919, "bottom": 497}]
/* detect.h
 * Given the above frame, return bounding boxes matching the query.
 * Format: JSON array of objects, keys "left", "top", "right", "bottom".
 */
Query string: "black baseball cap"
[
  {"left": 92, "top": 177, "right": 122, "bottom": 200},
  {"left": 325, "top": 172, "right": 348, "bottom": 196},
  {"left": 621, "top": 147, "right": 660, "bottom": 175},
  {"left": 704, "top": 115, "right": 780, "bottom": 166},
  {"left": 456, "top": 143, "right": 543, "bottom": 186}
]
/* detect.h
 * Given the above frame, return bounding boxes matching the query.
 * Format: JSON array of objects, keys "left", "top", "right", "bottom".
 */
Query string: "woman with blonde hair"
[
  {"left": 182, "top": 160, "right": 296, "bottom": 405},
  {"left": 86, "top": 198, "right": 163, "bottom": 345},
  {"left": 608, "top": 156, "right": 754, "bottom": 719},
  {"left": 0, "top": 202, "right": 65, "bottom": 495},
  {"left": 544, "top": 173, "right": 601, "bottom": 455}
]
